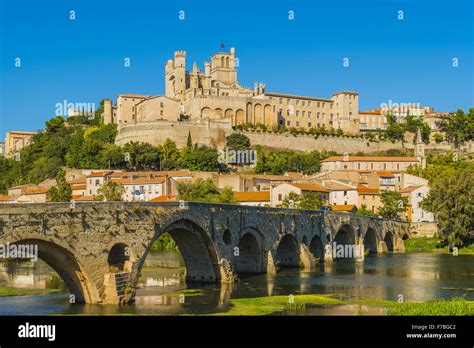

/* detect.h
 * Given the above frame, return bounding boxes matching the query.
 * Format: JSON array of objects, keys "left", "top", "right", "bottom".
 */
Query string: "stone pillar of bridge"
[
  {"left": 393, "top": 237, "right": 405, "bottom": 253},
  {"left": 218, "top": 257, "right": 236, "bottom": 282},
  {"left": 324, "top": 242, "right": 334, "bottom": 262},
  {"left": 299, "top": 244, "right": 315, "bottom": 270},
  {"left": 378, "top": 241, "right": 388, "bottom": 253},
  {"left": 266, "top": 250, "right": 277, "bottom": 274}
]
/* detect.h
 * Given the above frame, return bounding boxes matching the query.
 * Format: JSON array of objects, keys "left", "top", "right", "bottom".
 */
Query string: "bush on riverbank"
[
  {"left": 387, "top": 297, "right": 474, "bottom": 316},
  {"left": 404, "top": 237, "right": 474, "bottom": 254}
]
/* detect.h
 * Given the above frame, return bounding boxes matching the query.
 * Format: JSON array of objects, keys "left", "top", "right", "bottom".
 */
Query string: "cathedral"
[{"left": 105, "top": 48, "right": 361, "bottom": 148}]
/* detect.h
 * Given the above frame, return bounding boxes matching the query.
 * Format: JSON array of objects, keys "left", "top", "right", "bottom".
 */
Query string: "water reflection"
[{"left": 0, "top": 252, "right": 472, "bottom": 315}]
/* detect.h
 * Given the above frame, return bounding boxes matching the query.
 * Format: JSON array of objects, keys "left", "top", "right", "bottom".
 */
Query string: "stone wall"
[
  {"left": 243, "top": 131, "right": 407, "bottom": 153},
  {"left": 115, "top": 119, "right": 233, "bottom": 149}
]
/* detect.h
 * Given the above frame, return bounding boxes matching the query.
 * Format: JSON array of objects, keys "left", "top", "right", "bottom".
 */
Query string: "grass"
[
  {"left": 404, "top": 237, "right": 474, "bottom": 254},
  {"left": 0, "top": 287, "right": 60, "bottom": 297},
  {"left": 404, "top": 237, "right": 443, "bottom": 253},
  {"left": 386, "top": 297, "right": 474, "bottom": 316},
  {"left": 212, "top": 294, "right": 342, "bottom": 316},
  {"left": 210, "top": 294, "right": 474, "bottom": 316}
]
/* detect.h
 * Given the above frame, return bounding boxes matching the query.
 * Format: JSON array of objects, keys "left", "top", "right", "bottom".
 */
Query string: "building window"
[
  {"left": 308, "top": 111, "right": 311, "bottom": 118},
  {"left": 95, "top": 179, "right": 99, "bottom": 185},
  {"left": 302, "top": 111, "right": 305, "bottom": 117},
  {"left": 279, "top": 98, "right": 282, "bottom": 103},
  {"left": 273, "top": 106, "right": 276, "bottom": 112},
  {"left": 278, "top": 194, "right": 282, "bottom": 201},
  {"left": 317, "top": 102, "right": 320, "bottom": 108},
  {"left": 302, "top": 101, "right": 305, "bottom": 106},
  {"left": 343, "top": 191, "right": 347, "bottom": 196},
  {"left": 296, "top": 121, "right": 300, "bottom": 127},
  {"left": 296, "top": 100, "right": 299, "bottom": 105},
  {"left": 308, "top": 101, "right": 312, "bottom": 106},
  {"left": 296, "top": 110, "right": 299, "bottom": 116},
  {"left": 287, "top": 121, "right": 291, "bottom": 126},
  {"left": 308, "top": 122, "right": 311, "bottom": 127},
  {"left": 317, "top": 112, "right": 320, "bottom": 119}
]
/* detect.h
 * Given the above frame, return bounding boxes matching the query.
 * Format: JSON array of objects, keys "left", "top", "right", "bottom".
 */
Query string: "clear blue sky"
[{"left": 0, "top": 0, "right": 472, "bottom": 136}]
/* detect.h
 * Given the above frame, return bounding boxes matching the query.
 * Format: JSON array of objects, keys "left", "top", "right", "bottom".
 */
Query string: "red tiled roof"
[
  {"left": 288, "top": 183, "right": 330, "bottom": 193},
  {"left": 149, "top": 194, "right": 176, "bottom": 202},
  {"left": 357, "top": 184, "right": 379, "bottom": 194},
  {"left": 234, "top": 191, "right": 270, "bottom": 202},
  {"left": 400, "top": 185, "right": 424, "bottom": 193}
]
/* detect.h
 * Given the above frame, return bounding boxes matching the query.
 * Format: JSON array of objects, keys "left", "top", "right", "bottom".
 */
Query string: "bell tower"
[{"left": 415, "top": 127, "right": 426, "bottom": 169}]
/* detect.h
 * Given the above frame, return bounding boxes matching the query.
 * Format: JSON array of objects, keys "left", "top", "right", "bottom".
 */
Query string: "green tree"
[
  {"left": 226, "top": 133, "right": 251, "bottom": 150},
  {"left": 49, "top": 169, "right": 72, "bottom": 202},
  {"left": 96, "top": 180, "right": 125, "bottom": 201},
  {"left": 385, "top": 122, "right": 405, "bottom": 142},
  {"left": 421, "top": 168, "right": 473, "bottom": 246},
  {"left": 356, "top": 204, "right": 377, "bottom": 217},
  {"left": 186, "top": 131, "right": 193, "bottom": 148},
  {"left": 433, "top": 133, "right": 444, "bottom": 143},
  {"left": 377, "top": 190, "right": 408, "bottom": 219},
  {"left": 438, "top": 108, "right": 474, "bottom": 147},
  {"left": 177, "top": 178, "right": 236, "bottom": 203},
  {"left": 181, "top": 145, "right": 222, "bottom": 172},
  {"left": 279, "top": 191, "right": 323, "bottom": 210}
]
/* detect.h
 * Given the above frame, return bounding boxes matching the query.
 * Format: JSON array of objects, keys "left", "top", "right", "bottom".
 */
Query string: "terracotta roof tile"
[{"left": 234, "top": 191, "right": 270, "bottom": 202}]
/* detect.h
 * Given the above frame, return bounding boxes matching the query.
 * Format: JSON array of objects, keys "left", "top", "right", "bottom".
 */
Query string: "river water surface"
[{"left": 0, "top": 252, "right": 472, "bottom": 315}]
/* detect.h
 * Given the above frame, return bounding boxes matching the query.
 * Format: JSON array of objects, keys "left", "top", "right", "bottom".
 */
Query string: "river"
[{"left": 0, "top": 252, "right": 472, "bottom": 315}]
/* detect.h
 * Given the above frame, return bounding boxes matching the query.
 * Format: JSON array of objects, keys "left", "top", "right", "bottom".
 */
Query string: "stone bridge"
[{"left": 0, "top": 202, "right": 409, "bottom": 304}]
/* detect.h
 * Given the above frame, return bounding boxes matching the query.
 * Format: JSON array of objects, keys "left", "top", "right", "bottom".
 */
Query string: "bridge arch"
[
  {"left": 11, "top": 239, "right": 98, "bottom": 304},
  {"left": 384, "top": 231, "right": 394, "bottom": 252},
  {"left": 276, "top": 234, "right": 299, "bottom": 269},
  {"left": 363, "top": 228, "right": 378, "bottom": 254},
  {"left": 334, "top": 224, "right": 356, "bottom": 246},
  {"left": 108, "top": 243, "right": 133, "bottom": 272},
  {"left": 236, "top": 229, "right": 265, "bottom": 274},
  {"left": 143, "top": 219, "right": 221, "bottom": 283},
  {"left": 309, "top": 235, "right": 324, "bottom": 260}
]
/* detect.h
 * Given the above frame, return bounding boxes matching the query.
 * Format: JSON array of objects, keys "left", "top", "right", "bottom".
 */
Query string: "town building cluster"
[{"left": 0, "top": 151, "right": 433, "bottom": 223}]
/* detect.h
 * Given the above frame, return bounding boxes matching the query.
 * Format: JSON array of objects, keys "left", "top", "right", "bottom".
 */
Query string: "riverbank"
[
  {"left": 0, "top": 287, "right": 60, "bottom": 297},
  {"left": 212, "top": 294, "right": 474, "bottom": 316},
  {"left": 404, "top": 237, "right": 474, "bottom": 254}
]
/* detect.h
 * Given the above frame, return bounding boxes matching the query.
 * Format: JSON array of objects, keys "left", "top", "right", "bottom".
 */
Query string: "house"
[
  {"left": 271, "top": 182, "right": 330, "bottom": 207},
  {"left": 235, "top": 191, "right": 270, "bottom": 207},
  {"left": 86, "top": 171, "right": 114, "bottom": 196},
  {"left": 111, "top": 177, "right": 167, "bottom": 201},
  {"left": 0, "top": 194, "right": 14, "bottom": 203},
  {"left": 400, "top": 185, "right": 434, "bottom": 222},
  {"left": 321, "top": 156, "right": 420, "bottom": 172},
  {"left": 7, "top": 184, "right": 49, "bottom": 203},
  {"left": 322, "top": 180, "right": 358, "bottom": 206},
  {"left": 357, "top": 184, "right": 381, "bottom": 214},
  {"left": 67, "top": 178, "right": 87, "bottom": 197}
]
